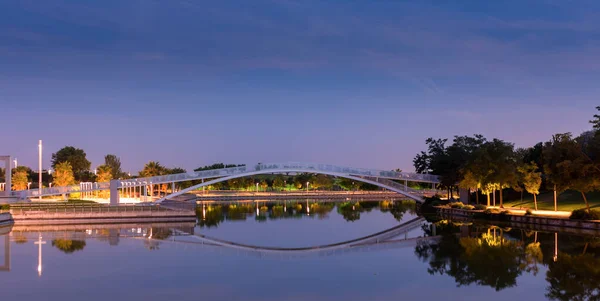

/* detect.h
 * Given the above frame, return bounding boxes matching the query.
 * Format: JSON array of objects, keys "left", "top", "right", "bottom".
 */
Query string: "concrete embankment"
[
  {"left": 437, "top": 207, "right": 600, "bottom": 234},
  {"left": 9, "top": 207, "right": 196, "bottom": 225},
  {"left": 0, "top": 212, "right": 13, "bottom": 226},
  {"left": 189, "top": 192, "right": 406, "bottom": 202}
]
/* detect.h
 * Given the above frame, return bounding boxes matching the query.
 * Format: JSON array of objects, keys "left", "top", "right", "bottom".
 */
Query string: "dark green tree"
[
  {"left": 51, "top": 146, "right": 91, "bottom": 181},
  {"left": 104, "top": 154, "right": 122, "bottom": 179}
]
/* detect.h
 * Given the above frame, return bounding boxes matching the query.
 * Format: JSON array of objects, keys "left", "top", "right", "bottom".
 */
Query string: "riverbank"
[
  {"left": 0, "top": 212, "right": 13, "bottom": 226},
  {"left": 4, "top": 204, "right": 196, "bottom": 225},
  {"left": 436, "top": 207, "right": 600, "bottom": 233},
  {"left": 183, "top": 191, "right": 411, "bottom": 202}
]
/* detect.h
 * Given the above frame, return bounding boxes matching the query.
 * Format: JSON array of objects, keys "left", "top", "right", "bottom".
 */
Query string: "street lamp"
[
  {"left": 27, "top": 182, "right": 32, "bottom": 190},
  {"left": 13, "top": 158, "right": 17, "bottom": 168},
  {"left": 38, "top": 140, "right": 42, "bottom": 201},
  {"left": 255, "top": 182, "right": 259, "bottom": 192},
  {"left": 306, "top": 182, "right": 309, "bottom": 193},
  {"left": 49, "top": 182, "right": 53, "bottom": 188}
]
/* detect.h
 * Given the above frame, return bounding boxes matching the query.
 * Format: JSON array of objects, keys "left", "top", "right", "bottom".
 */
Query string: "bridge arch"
[
  {"left": 172, "top": 217, "right": 427, "bottom": 256},
  {"left": 157, "top": 168, "right": 424, "bottom": 203}
]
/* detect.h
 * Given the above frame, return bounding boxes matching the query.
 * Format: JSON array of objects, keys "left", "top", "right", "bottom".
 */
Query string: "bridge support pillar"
[
  {"left": 1, "top": 156, "right": 11, "bottom": 197},
  {"left": 172, "top": 182, "right": 175, "bottom": 193},
  {"left": 404, "top": 180, "right": 408, "bottom": 191},
  {"left": 109, "top": 180, "right": 120, "bottom": 205},
  {"left": 459, "top": 188, "right": 469, "bottom": 204}
]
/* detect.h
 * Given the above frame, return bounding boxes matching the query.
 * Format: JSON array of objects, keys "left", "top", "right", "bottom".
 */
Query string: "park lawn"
[{"left": 502, "top": 190, "right": 600, "bottom": 212}]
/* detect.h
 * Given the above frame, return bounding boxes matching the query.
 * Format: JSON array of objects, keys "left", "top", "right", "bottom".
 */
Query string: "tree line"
[{"left": 414, "top": 106, "right": 600, "bottom": 211}]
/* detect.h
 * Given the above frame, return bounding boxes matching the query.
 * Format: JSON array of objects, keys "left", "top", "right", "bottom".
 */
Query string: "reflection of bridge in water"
[{"left": 0, "top": 218, "right": 441, "bottom": 274}]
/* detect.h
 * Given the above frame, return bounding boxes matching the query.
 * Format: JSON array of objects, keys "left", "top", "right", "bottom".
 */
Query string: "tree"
[
  {"left": 51, "top": 146, "right": 91, "bottom": 181},
  {"left": 414, "top": 135, "right": 487, "bottom": 199},
  {"left": 140, "top": 161, "right": 165, "bottom": 177},
  {"left": 272, "top": 175, "right": 285, "bottom": 191},
  {"left": 589, "top": 106, "right": 600, "bottom": 130},
  {"left": 104, "top": 154, "right": 122, "bottom": 179},
  {"left": 12, "top": 170, "right": 29, "bottom": 190},
  {"left": 53, "top": 162, "right": 75, "bottom": 187},
  {"left": 312, "top": 174, "right": 333, "bottom": 190},
  {"left": 458, "top": 170, "right": 480, "bottom": 204},
  {"left": 517, "top": 162, "right": 542, "bottom": 210},
  {"left": 96, "top": 165, "right": 112, "bottom": 182},
  {"left": 259, "top": 180, "right": 268, "bottom": 191},
  {"left": 543, "top": 133, "right": 599, "bottom": 211},
  {"left": 481, "top": 139, "right": 518, "bottom": 208}
]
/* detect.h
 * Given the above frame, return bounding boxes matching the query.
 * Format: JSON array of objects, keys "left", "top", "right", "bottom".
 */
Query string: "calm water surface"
[{"left": 1, "top": 199, "right": 599, "bottom": 301}]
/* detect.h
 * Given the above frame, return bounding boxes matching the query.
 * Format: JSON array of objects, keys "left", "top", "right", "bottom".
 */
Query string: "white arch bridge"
[{"left": 8, "top": 162, "right": 440, "bottom": 204}]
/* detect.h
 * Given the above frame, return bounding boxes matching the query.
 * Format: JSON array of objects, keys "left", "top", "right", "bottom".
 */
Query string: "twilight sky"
[{"left": 1, "top": 0, "right": 599, "bottom": 173}]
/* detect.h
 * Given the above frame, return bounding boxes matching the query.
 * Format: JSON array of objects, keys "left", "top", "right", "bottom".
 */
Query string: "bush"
[
  {"left": 525, "top": 209, "right": 533, "bottom": 216},
  {"left": 0, "top": 204, "right": 10, "bottom": 210},
  {"left": 431, "top": 200, "right": 443, "bottom": 207},
  {"left": 463, "top": 205, "right": 475, "bottom": 210},
  {"left": 449, "top": 202, "right": 465, "bottom": 209},
  {"left": 473, "top": 204, "right": 487, "bottom": 211},
  {"left": 570, "top": 209, "right": 600, "bottom": 221}
]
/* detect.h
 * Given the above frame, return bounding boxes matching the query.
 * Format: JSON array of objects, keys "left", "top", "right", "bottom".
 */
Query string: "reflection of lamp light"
[
  {"left": 553, "top": 233, "right": 558, "bottom": 262},
  {"left": 34, "top": 234, "right": 46, "bottom": 277}
]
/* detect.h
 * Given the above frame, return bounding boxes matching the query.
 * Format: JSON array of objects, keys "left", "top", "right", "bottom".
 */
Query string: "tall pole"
[
  {"left": 38, "top": 140, "right": 42, "bottom": 201},
  {"left": 554, "top": 185, "right": 558, "bottom": 212}
]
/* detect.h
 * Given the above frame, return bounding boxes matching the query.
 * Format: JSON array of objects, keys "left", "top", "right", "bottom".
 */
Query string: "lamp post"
[
  {"left": 27, "top": 182, "right": 32, "bottom": 190},
  {"left": 255, "top": 183, "right": 259, "bottom": 192},
  {"left": 13, "top": 158, "right": 17, "bottom": 168},
  {"left": 38, "top": 140, "right": 42, "bottom": 201},
  {"left": 49, "top": 182, "right": 52, "bottom": 188},
  {"left": 306, "top": 182, "right": 309, "bottom": 193}
]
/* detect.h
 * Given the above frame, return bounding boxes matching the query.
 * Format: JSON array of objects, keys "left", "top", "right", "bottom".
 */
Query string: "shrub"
[
  {"left": 0, "top": 204, "right": 10, "bottom": 210},
  {"left": 525, "top": 209, "right": 533, "bottom": 216},
  {"left": 431, "top": 200, "right": 443, "bottom": 207},
  {"left": 449, "top": 202, "right": 465, "bottom": 209},
  {"left": 463, "top": 205, "right": 475, "bottom": 210},
  {"left": 473, "top": 204, "right": 487, "bottom": 211},
  {"left": 570, "top": 209, "right": 600, "bottom": 221}
]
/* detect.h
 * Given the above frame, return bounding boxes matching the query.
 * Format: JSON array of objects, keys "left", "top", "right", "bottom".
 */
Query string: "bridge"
[{"left": 2, "top": 162, "right": 440, "bottom": 204}]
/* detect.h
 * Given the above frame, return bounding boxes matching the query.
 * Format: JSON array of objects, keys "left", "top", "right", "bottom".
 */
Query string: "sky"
[{"left": 1, "top": 0, "right": 599, "bottom": 173}]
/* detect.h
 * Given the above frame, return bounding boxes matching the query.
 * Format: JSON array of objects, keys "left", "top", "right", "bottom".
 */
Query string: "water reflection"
[
  {"left": 196, "top": 199, "right": 416, "bottom": 228},
  {"left": 417, "top": 219, "right": 600, "bottom": 300},
  {"left": 1, "top": 200, "right": 600, "bottom": 301}
]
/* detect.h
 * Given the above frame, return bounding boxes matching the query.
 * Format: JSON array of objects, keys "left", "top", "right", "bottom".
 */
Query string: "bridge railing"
[
  {"left": 254, "top": 162, "right": 439, "bottom": 183},
  {"left": 11, "top": 182, "right": 111, "bottom": 199}
]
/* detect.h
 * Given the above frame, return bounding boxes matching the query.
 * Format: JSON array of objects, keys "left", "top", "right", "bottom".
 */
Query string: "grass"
[{"left": 502, "top": 190, "right": 600, "bottom": 212}]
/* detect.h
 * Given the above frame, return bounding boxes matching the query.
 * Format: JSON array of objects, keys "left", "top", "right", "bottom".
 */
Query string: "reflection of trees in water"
[
  {"left": 416, "top": 221, "right": 600, "bottom": 297},
  {"left": 337, "top": 202, "right": 361, "bottom": 222},
  {"left": 416, "top": 226, "right": 524, "bottom": 291},
  {"left": 195, "top": 200, "right": 415, "bottom": 226},
  {"left": 546, "top": 253, "right": 600, "bottom": 301},
  {"left": 197, "top": 205, "right": 224, "bottom": 228},
  {"left": 52, "top": 239, "right": 86, "bottom": 254}
]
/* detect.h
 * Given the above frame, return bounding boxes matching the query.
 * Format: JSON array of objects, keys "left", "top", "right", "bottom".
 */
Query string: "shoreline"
[{"left": 436, "top": 207, "right": 600, "bottom": 233}]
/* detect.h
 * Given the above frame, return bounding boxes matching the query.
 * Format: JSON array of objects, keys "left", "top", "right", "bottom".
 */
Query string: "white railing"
[
  {"left": 122, "top": 162, "right": 439, "bottom": 187},
  {"left": 11, "top": 162, "right": 440, "bottom": 199}
]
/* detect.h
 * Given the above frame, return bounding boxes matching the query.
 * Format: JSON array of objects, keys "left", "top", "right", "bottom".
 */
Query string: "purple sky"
[{"left": 1, "top": 0, "right": 598, "bottom": 173}]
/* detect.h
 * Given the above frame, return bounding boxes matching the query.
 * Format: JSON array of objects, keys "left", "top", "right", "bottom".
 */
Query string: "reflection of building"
[{"left": 0, "top": 234, "right": 9, "bottom": 272}]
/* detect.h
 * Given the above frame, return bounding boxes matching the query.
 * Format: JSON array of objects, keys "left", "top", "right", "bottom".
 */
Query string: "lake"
[{"left": 1, "top": 199, "right": 598, "bottom": 301}]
